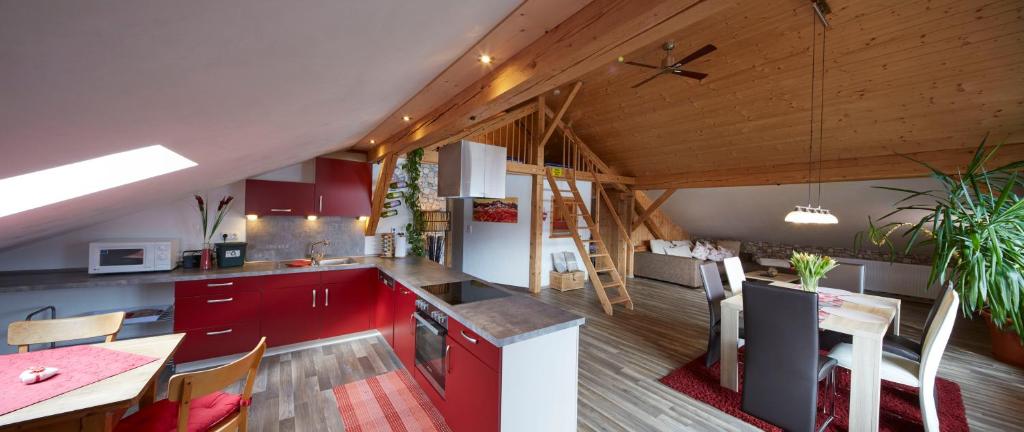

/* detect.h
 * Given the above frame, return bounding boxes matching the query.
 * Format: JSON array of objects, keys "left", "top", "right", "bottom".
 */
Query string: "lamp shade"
[{"left": 784, "top": 206, "right": 838, "bottom": 224}]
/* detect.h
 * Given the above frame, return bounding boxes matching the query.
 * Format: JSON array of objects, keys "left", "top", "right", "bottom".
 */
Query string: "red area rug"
[
  {"left": 659, "top": 352, "right": 969, "bottom": 431},
  {"left": 333, "top": 370, "right": 451, "bottom": 432}
]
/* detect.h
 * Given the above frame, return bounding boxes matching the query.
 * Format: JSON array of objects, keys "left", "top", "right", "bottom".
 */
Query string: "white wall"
[
  {"left": 0, "top": 182, "right": 246, "bottom": 271},
  {"left": 458, "top": 174, "right": 590, "bottom": 288}
]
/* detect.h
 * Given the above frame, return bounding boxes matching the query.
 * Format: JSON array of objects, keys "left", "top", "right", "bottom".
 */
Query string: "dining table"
[
  {"left": 719, "top": 282, "right": 901, "bottom": 432},
  {"left": 0, "top": 333, "right": 184, "bottom": 431},
  {"left": 744, "top": 270, "right": 801, "bottom": 284}
]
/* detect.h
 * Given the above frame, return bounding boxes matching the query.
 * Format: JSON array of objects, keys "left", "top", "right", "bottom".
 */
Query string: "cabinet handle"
[
  {"left": 325, "top": 288, "right": 330, "bottom": 306},
  {"left": 206, "top": 329, "right": 233, "bottom": 336},
  {"left": 207, "top": 282, "right": 234, "bottom": 287},
  {"left": 319, "top": 195, "right": 324, "bottom": 212},
  {"left": 271, "top": 208, "right": 292, "bottom": 212},
  {"left": 445, "top": 344, "right": 452, "bottom": 373},
  {"left": 312, "top": 289, "right": 317, "bottom": 308},
  {"left": 207, "top": 297, "right": 233, "bottom": 303},
  {"left": 410, "top": 313, "right": 416, "bottom": 333},
  {"left": 460, "top": 331, "right": 478, "bottom": 345}
]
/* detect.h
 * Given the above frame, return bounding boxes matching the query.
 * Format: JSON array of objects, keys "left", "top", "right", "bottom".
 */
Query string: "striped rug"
[{"left": 333, "top": 370, "right": 451, "bottom": 432}]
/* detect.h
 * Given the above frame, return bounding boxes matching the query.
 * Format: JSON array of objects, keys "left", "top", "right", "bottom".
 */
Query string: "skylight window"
[{"left": 0, "top": 145, "right": 197, "bottom": 218}]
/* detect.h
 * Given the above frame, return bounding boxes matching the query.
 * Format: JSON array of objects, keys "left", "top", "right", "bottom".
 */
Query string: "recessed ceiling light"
[
  {"left": 479, "top": 54, "right": 493, "bottom": 64},
  {"left": 369, "top": 139, "right": 376, "bottom": 144},
  {"left": 306, "top": 215, "right": 318, "bottom": 221},
  {"left": 402, "top": 115, "right": 412, "bottom": 122},
  {"left": 246, "top": 214, "right": 259, "bottom": 221},
  {"left": 0, "top": 145, "right": 196, "bottom": 218}
]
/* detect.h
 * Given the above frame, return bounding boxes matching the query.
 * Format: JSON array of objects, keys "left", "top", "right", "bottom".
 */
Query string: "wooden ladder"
[{"left": 545, "top": 168, "right": 634, "bottom": 316}]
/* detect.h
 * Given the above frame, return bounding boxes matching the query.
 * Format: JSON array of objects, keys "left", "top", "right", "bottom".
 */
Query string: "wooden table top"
[
  {"left": 744, "top": 270, "right": 801, "bottom": 284},
  {"left": 0, "top": 333, "right": 184, "bottom": 428},
  {"left": 723, "top": 282, "right": 900, "bottom": 339}
]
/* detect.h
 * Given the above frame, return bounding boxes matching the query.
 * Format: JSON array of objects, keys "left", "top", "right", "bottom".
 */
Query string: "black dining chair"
[
  {"left": 698, "top": 262, "right": 743, "bottom": 367},
  {"left": 741, "top": 281, "right": 837, "bottom": 432},
  {"left": 882, "top": 283, "right": 952, "bottom": 362}
]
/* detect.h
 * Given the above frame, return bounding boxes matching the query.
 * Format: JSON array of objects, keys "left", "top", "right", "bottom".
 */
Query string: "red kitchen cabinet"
[
  {"left": 392, "top": 283, "right": 418, "bottom": 371},
  {"left": 261, "top": 282, "right": 322, "bottom": 347},
  {"left": 175, "top": 321, "right": 261, "bottom": 363},
  {"left": 374, "top": 271, "right": 396, "bottom": 347},
  {"left": 314, "top": 158, "right": 371, "bottom": 218},
  {"left": 321, "top": 269, "right": 375, "bottom": 338},
  {"left": 446, "top": 340, "right": 501, "bottom": 432},
  {"left": 245, "top": 179, "right": 315, "bottom": 217}
]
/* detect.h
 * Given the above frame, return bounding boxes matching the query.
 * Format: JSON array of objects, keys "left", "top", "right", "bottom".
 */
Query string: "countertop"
[{"left": 0, "top": 257, "right": 584, "bottom": 347}]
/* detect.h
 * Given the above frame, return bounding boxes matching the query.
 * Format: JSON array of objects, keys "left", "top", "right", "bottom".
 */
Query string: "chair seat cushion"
[
  {"left": 827, "top": 342, "right": 920, "bottom": 387},
  {"left": 816, "top": 355, "right": 838, "bottom": 381},
  {"left": 882, "top": 334, "right": 923, "bottom": 362},
  {"left": 115, "top": 391, "right": 241, "bottom": 432}
]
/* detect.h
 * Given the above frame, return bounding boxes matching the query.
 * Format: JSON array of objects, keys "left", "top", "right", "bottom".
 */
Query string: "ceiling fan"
[{"left": 620, "top": 41, "right": 717, "bottom": 88}]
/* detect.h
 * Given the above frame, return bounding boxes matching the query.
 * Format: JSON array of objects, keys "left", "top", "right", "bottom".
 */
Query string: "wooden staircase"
[{"left": 545, "top": 168, "right": 633, "bottom": 315}]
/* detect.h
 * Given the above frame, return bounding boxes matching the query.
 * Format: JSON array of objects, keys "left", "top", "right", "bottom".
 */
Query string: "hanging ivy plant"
[{"left": 401, "top": 148, "right": 425, "bottom": 256}]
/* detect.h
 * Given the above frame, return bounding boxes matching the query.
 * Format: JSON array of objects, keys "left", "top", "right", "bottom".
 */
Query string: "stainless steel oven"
[{"left": 414, "top": 301, "right": 448, "bottom": 396}]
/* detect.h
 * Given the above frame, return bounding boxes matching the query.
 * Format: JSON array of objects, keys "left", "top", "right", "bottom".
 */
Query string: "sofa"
[{"left": 633, "top": 252, "right": 705, "bottom": 287}]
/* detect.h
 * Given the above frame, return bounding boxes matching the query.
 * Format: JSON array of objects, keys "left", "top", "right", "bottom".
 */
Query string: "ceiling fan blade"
[
  {"left": 672, "top": 44, "right": 717, "bottom": 68},
  {"left": 672, "top": 69, "right": 708, "bottom": 80},
  {"left": 623, "top": 61, "right": 659, "bottom": 70},
  {"left": 631, "top": 71, "right": 665, "bottom": 88}
]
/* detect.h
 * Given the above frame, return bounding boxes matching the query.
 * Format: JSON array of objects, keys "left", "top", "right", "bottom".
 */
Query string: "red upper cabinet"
[
  {"left": 245, "top": 179, "right": 315, "bottom": 217},
  {"left": 314, "top": 158, "right": 371, "bottom": 218}
]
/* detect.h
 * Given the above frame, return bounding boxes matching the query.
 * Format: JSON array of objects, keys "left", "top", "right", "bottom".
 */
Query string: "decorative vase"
[
  {"left": 200, "top": 243, "right": 214, "bottom": 270},
  {"left": 982, "top": 310, "right": 1024, "bottom": 368},
  {"left": 799, "top": 275, "right": 819, "bottom": 292}
]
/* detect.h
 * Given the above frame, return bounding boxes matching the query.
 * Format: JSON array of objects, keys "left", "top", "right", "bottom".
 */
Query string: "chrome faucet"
[{"left": 309, "top": 239, "right": 330, "bottom": 265}]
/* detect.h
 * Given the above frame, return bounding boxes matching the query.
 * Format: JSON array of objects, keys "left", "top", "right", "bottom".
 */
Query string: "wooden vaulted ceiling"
[{"left": 551, "top": 0, "right": 1024, "bottom": 187}]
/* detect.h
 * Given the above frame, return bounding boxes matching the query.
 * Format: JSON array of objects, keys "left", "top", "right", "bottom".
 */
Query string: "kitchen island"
[{"left": 0, "top": 257, "right": 583, "bottom": 432}]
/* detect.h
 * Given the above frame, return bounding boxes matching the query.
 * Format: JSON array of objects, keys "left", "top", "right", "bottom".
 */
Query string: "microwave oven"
[{"left": 88, "top": 239, "right": 180, "bottom": 274}]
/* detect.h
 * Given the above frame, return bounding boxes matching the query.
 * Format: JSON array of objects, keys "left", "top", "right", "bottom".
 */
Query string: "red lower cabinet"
[
  {"left": 321, "top": 268, "right": 375, "bottom": 338},
  {"left": 392, "top": 283, "right": 418, "bottom": 371},
  {"left": 261, "top": 282, "right": 322, "bottom": 347},
  {"left": 175, "top": 321, "right": 261, "bottom": 363},
  {"left": 374, "top": 272, "right": 396, "bottom": 347},
  {"left": 446, "top": 339, "right": 501, "bottom": 432}
]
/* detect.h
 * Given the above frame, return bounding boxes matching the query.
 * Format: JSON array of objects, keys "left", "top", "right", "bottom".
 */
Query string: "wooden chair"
[
  {"left": 7, "top": 311, "right": 126, "bottom": 352},
  {"left": 722, "top": 257, "right": 746, "bottom": 294},
  {"left": 828, "top": 288, "right": 959, "bottom": 432},
  {"left": 115, "top": 337, "right": 267, "bottom": 432}
]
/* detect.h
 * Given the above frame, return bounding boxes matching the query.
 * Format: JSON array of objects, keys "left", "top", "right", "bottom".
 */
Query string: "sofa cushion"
[
  {"left": 691, "top": 242, "right": 710, "bottom": 260},
  {"left": 665, "top": 244, "right": 692, "bottom": 257},
  {"left": 717, "top": 240, "right": 742, "bottom": 256},
  {"left": 650, "top": 239, "right": 671, "bottom": 254}
]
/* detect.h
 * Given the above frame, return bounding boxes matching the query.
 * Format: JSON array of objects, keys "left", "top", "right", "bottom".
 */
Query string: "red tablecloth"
[{"left": 0, "top": 345, "right": 158, "bottom": 416}]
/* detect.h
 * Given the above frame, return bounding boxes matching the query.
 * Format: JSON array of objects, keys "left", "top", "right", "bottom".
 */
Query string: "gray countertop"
[{"left": 0, "top": 257, "right": 584, "bottom": 347}]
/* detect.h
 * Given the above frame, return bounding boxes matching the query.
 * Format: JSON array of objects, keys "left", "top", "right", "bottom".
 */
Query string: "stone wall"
[
  {"left": 246, "top": 216, "right": 364, "bottom": 261},
  {"left": 733, "top": 239, "right": 931, "bottom": 265}
]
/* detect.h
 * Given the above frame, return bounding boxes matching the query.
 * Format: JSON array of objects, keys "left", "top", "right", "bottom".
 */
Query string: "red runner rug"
[
  {"left": 0, "top": 345, "right": 158, "bottom": 415},
  {"left": 659, "top": 352, "right": 969, "bottom": 431},
  {"left": 333, "top": 370, "right": 451, "bottom": 432}
]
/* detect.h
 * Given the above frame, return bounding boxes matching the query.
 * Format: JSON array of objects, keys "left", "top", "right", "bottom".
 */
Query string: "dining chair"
[
  {"left": 7, "top": 311, "right": 126, "bottom": 353},
  {"left": 115, "top": 337, "right": 267, "bottom": 432},
  {"left": 722, "top": 257, "right": 746, "bottom": 294},
  {"left": 698, "top": 262, "right": 743, "bottom": 367},
  {"left": 882, "top": 284, "right": 952, "bottom": 362},
  {"left": 741, "top": 281, "right": 837, "bottom": 432},
  {"left": 828, "top": 288, "right": 959, "bottom": 432}
]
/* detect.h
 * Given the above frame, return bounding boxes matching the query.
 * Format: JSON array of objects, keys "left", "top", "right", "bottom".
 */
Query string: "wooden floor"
[{"left": 181, "top": 277, "right": 1023, "bottom": 431}]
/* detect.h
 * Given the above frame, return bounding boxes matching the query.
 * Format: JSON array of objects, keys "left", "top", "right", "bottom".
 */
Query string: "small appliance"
[{"left": 88, "top": 239, "right": 179, "bottom": 274}]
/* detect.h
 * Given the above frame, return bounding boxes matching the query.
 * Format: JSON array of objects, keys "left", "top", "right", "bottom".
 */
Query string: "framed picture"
[
  {"left": 472, "top": 198, "right": 518, "bottom": 223},
  {"left": 550, "top": 198, "right": 578, "bottom": 238}
]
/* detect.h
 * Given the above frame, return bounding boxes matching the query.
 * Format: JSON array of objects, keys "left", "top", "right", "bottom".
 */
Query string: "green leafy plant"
[
  {"left": 401, "top": 148, "right": 425, "bottom": 257},
  {"left": 790, "top": 251, "right": 839, "bottom": 292},
  {"left": 856, "top": 137, "right": 1024, "bottom": 341}
]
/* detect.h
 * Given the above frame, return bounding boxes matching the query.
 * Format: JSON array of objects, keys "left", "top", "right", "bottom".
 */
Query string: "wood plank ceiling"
[{"left": 559, "top": 0, "right": 1024, "bottom": 186}]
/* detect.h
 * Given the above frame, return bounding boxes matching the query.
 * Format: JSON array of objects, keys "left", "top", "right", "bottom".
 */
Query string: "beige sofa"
[{"left": 633, "top": 252, "right": 704, "bottom": 287}]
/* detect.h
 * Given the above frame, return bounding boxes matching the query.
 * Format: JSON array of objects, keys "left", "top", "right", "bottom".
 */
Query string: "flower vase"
[
  {"left": 799, "top": 275, "right": 819, "bottom": 292},
  {"left": 200, "top": 243, "right": 214, "bottom": 270}
]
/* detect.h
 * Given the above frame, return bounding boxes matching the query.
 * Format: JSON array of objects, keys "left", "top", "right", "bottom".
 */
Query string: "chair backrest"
[
  {"left": 919, "top": 287, "right": 959, "bottom": 387},
  {"left": 698, "top": 262, "right": 727, "bottom": 323},
  {"left": 921, "top": 283, "right": 953, "bottom": 342},
  {"left": 822, "top": 262, "right": 865, "bottom": 293},
  {"left": 167, "top": 337, "right": 267, "bottom": 431},
  {"left": 741, "top": 281, "right": 821, "bottom": 432},
  {"left": 723, "top": 257, "right": 746, "bottom": 294},
  {"left": 7, "top": 311, "right": 126, "bottom": 353}
]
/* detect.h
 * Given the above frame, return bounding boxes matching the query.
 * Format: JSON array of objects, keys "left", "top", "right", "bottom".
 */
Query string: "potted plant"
[
  {"left": 858, "top": 138, "right": 1024, "bottom": 366},
  {"left": 194, "top": 195, "right": 235, "bottom": 270},
  {"left": 790, "top": 251, "right": 839, "bottom": 292}
]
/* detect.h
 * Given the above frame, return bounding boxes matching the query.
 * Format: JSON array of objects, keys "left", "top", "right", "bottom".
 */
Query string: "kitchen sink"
[{"left": 317, "top": 257, "right": 357, "bottom": 266}]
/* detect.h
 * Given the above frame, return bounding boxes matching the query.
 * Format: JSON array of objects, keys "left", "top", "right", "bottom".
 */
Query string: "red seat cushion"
[{"left": 115, "top": 391, "right": 242, "bottom": 432}]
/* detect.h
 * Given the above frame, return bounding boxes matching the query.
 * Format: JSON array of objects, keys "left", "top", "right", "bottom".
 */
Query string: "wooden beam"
[
  {"left": 539, "top": 82, "right": 582, "bottom": 148},
  {"left": 430, "top": 104, "right": 538, "bottom": 151},
  {"left": 368, "top": 0, "right": 728, "bottom": 161},
  {"left": 632, "top": 188, "right": 676, "bottom": 231},
  {"left": 631, "top": 143, "right": 1024, "bottom": 189},
  {"left": 365, "top": 154, "right": 397, "bottom": 236},
  {"left": 529, "top": 96, "right": 547, "bottom": 293}
]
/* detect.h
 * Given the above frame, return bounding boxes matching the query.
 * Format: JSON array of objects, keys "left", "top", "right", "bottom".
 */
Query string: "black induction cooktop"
[{"left": 419, "top": 279, "right": 512, "bottom": 306}]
